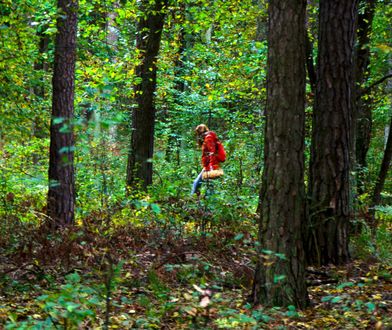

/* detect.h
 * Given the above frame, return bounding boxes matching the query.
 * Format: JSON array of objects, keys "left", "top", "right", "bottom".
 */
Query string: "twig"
[
  {"left": 306, "top": 269, "right": 330, "bottom": 277},
  {"left": 104, "top": 255, "right": 114, "bottom": 330},
  {"left": 360, "top": 73, "right": 392, "bottom": 96},
  {"left": 47, "top": 314, "right": 60, "bottom": 330},
  {"left": 307, "top": 279, "right": 339, "bottom": 286},
  {"left": 154, "top": 251, "right": 204, "bottom": 270},
  {"left": 1, "top": 262, "right": 34, "bottom": 275}
]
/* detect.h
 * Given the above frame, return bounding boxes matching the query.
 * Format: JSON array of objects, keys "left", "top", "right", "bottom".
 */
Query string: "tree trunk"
[
  {"left": 252, "top": 0, "right": 308, "bottom": 308},
  {"left": 126, "top": 0, "right": 167, "bottom": 190},
  {"left": 255, "top": 0, "right": 267, "bottom": 42},
  {"left": 32, "top": 29, "right": 50, "bottom": 164},
  {"left": 47, "top": 0, "right": 78, "bottom": 227},
  {"left": 371, "top": 115, "right": 392, "bottom": 208},
  {"left": 354, "top": 0, "right": 377, "bottom": 194},
  {"left": 307, "top": 0, "right": 358, "bottom": 265},
  {"left": 305, "top": 31, "right": 316, "bottom": 94},
  {"left": 165, "top": 21, "right": 186, "bottom": 165}
]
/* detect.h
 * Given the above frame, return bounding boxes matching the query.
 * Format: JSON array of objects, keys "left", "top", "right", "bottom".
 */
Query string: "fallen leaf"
[{"left": 200, "top": 296, "right": 210, "bottom": 308}]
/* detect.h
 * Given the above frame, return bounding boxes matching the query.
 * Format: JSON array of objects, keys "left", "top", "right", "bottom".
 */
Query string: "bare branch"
[{"left": 361, "top": 73, "right": 392, "bottom": 96}]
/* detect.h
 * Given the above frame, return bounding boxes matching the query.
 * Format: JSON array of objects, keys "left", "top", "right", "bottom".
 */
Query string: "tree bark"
[
  {"left": 371, "top": 115, "right": 392, "bottom": 208},
  {"left": 32, "top": 29, "right": 50, "bottom": 164},
  {"left": 126, "top": 0, "right": 167, "bottom": 190},
  {"left": 47, "top": 0, "right": 78, "bottom": 227},
  {"left": 354, "top": 0, "right": 377, "bottom": 194},
  {"left": 307, "top": 0, "right": 358, "bottom": 265},
  {"left": 166, "top": 7, "right": 186, "bottom": 164},
  {"left": 305, "top": 30, "right": 316, "bottom": 94},
  {"left": 252, "top": 0, "right": 308, "bottom": 308}
]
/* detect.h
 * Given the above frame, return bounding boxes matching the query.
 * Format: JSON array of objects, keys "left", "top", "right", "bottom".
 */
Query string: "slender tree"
[
  {"left": 32, "top": 27, "right": 50, "bottom": 164},
  {"left": 165, "top": 5, "right": 186, "bottom": 165},
  {"left": 307, "top": 0, "right": 358, "bottom": 265},
  {"left": 371, "top": 114, "right": 392, "bottom": 209},
  {"left": 47, "top": 0, "right": 78, "bottom": 226},
  {"left": 305, "top": 32, "right": 316, "bottom": 94},
  {"left": 354, "top": 0, "right": 377, "bottom": 193},
  {"left": 126, "top": 0, "right": 168, "bottom": 190},
  {"left": 252, "top": 0, "right": 308, "bottom": 308}
]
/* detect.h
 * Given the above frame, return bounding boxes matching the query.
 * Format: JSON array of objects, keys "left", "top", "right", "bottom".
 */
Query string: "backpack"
[{"left": 216, "top": 140, "right": 226, "bottom": 162}]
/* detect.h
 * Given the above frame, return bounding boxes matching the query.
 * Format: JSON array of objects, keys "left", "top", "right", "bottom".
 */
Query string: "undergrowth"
[{"left": 0, "top": 203, "right": 391, "bottom": 329}]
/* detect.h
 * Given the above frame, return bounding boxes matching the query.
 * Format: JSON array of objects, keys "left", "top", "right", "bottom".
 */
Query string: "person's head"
[{"left": 195, "top": 124, "right": 209, "bottom": 146}]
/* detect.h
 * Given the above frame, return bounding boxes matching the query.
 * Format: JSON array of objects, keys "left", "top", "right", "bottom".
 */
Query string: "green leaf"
[
  {"left": 337, "top": 282, "right": 355, "bottom": 289},
  {"left": 65, "top": 272, "right": 81, "bottom": 283},
  {"left": 365, "top": 302, "right": 376, "bottom": 312},
  {"left": 331, "top": 296, "right": 342, "bottom": 303},
  {"left": 58, "top": 146, "right": 75, "bottom": 154},
  {"left": 237, "top": 314, "right": 257, "bottom": 324},
  {"left": 321, "top": 295, "right": 334, "bottom": 302},
  {"left": 52, "top": 117, "right": 64, "bottom": 124},
  {"left": 273, "top": 274, "right": 286, "bottom": 283},
  {"left": 275, "top": 253, "right": 287, "bottom": 260},
  {"left": 151, "top": 203, "right": 161, "bottom": 214},
  {"left": 66, "top": 302, "right": 80, "bottom": 312},
  {"left": 234, "top": 233, "right": 244, "bottom": 240}
]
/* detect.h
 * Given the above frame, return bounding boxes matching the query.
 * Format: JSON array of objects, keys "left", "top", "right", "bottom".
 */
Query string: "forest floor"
[{"left": 0, "top": 222, "right": 391, "bottom": 329}]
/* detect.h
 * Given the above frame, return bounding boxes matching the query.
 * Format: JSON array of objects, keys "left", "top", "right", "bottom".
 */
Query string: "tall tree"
[
  {"left": 371, "top": 114, "right": 392, "bottom": 209},
  {"left": 307, "top": 0, "right": 358, "bottom": 265},
  {"left": 354, "top": 0, "right": 377, "bottom": 193},
  {"left": 32, "top": 18, "right": 50, "bottom": 164},
  {"left": 47, "top": 0, "right": 78, "bottom": 226},
  {"left": 252, "top": 0, "right": 308, "bottom": 308},
  {"left": 165, "top": 4, "right": 186, "bottom": 165},
  {"left": 126, "top": 0, "right": 168, "bottom": 190}
]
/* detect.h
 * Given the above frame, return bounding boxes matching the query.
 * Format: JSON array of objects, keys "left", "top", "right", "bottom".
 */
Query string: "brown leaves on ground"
[{"left": 0, "top": 225, "right": 391, "bottom": 329}]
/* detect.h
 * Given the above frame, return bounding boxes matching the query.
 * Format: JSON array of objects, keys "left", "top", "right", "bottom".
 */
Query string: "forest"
[{"left": 0, "top": 0, "right": 391, "bottom": 328}]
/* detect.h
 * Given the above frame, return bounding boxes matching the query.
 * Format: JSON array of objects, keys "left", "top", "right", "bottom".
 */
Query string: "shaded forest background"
[{"left": 0, "top": 0, "right": 391, "bottom": 328}]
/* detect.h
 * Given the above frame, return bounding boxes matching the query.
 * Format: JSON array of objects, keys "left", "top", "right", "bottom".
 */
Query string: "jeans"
[{"left": 191, "top": 170, "right": 204, "bottom": 194}]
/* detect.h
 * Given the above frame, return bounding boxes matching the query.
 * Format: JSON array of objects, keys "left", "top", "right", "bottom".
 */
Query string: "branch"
[
  {"left": 361, "top": 73, "right": 392, "bottom": 96},
  {"left": 307, "top": 279, "right": 339, "bottom": 286},
  {"left": 154, "top": 251, "right": 204, "bottom": 269}
]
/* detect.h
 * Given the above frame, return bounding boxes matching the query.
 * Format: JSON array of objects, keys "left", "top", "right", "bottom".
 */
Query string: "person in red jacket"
[{"left": 191, "top": 124, "right": 224, "bottom": 195}]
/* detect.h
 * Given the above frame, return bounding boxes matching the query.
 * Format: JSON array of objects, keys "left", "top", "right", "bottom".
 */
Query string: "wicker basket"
[{"left": 202, "top": 168, "right": 224, "bottom": 180}]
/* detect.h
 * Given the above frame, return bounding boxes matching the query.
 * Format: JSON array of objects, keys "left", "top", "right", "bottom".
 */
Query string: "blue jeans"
[{"left": 191, "top": 170, "right": 204, "bottom": 194}]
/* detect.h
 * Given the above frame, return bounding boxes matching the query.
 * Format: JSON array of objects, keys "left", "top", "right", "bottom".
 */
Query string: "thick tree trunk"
[
  {"left": 307, "top": 0, "right": 358, "bottom": 265},
  {"left": 354, "top": 0, "right": 377, "bottom": 194},
  {"left": 126, "top": 0, "right": 167, "bottom": 190},
  {"left": 47, "top": 0, "right": 78, "bottom": 227},
  {"left": 252, "top": 0, "right": 308, "bottom": 308}
]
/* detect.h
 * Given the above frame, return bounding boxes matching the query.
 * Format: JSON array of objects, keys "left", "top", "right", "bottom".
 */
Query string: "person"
[{"left": 191, "top": 124, "right": 224, "bottom": 195}]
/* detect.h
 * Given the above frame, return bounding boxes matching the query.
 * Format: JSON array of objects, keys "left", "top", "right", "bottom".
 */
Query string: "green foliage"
[
  {"left": 0, "top": 0, "right": 391, "bottom": 328},
  {"left": 6, "top": 272, "right": 101, "bottom": 329},
  {"left": 351, "top": 208, "right": 392, "bottom": 265}
]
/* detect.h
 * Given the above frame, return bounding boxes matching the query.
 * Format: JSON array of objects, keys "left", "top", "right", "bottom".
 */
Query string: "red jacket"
[{"left": 201, "top": 131, "right": 220, "bottom": 171}]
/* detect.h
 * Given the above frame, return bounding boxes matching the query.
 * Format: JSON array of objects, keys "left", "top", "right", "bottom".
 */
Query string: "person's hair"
[{"left": 195, "top": 124, "right": 209, "bottom": 146}]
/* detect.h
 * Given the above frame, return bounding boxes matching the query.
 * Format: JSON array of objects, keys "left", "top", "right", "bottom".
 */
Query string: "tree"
[
  {"left": 165, "top": 3, "right": 186, "bottom": 165},
  {"left": 371, "top": 114, "right": 392, "bottom": 209},
  {"left": 126, "top": 0, "right": 168, "bottom": 191},
  {"left": 47, "top": 0, "right": 78, "bottom": 227},
  {"left": 307, "top": 0, "right": 358, "bottom": 265},
  {"left": 252, "top": 0, "right": 308, "bottom": 308},
  {"left": 354, "top": 0, "right": 377, "bottom": 194}
]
